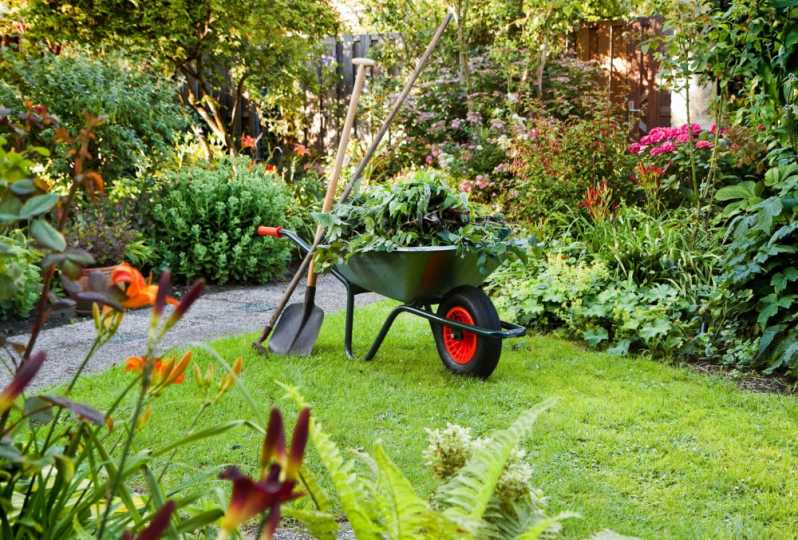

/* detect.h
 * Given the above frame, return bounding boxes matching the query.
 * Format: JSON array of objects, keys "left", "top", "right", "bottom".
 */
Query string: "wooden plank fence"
[{"left": 574, "top": 17, "right": 670, "bottom": 135}]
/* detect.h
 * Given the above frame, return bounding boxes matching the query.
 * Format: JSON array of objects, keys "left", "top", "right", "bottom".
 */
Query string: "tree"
[{"left": 24, "top": 0, "right": 339, "bottom": 152}]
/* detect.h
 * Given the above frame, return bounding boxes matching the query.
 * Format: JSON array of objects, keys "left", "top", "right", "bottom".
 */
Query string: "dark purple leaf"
[{"left": 41, "top": 395, "right": 105, "bottom": 425}]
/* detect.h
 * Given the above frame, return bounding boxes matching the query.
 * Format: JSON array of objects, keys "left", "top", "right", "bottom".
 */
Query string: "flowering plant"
[
  {"left": 0, "top": 111, "right": 309, "bottom": 539},
  {"left": 626, "top": 123, "right": 760, "bottom": 210}
]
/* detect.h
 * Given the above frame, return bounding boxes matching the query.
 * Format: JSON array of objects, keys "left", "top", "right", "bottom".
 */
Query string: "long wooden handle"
[
  {"left": 307, "top": 58, "right": 373, "bottom": 288},
  {"left": 338, "top": 10, "right": 454, "bottom": 202}
]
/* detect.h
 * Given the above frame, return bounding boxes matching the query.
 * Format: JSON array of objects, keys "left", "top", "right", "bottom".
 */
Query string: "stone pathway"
[{"left": 4, "top": 275, "right": 380, "bottom": 390}]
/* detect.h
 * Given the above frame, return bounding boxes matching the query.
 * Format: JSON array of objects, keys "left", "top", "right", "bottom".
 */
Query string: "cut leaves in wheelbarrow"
[{"left": 312, "top": 169, "right": 526, "bottom": 274}]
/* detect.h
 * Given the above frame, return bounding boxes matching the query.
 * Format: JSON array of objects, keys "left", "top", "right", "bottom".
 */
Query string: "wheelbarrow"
[{"left": 257, "top": 226, "right": 526, "bottom": 378}]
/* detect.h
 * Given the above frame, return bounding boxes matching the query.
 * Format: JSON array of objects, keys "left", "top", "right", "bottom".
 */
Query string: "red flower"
[
  {"left": 265, "top": 163, "right": 277, "bottom": 174},
  {"left": 219, "top": 408, "right": 310, "bottom": 536},
  {"left": 240, "top": 135, "right": 258, "bottom": 150}
]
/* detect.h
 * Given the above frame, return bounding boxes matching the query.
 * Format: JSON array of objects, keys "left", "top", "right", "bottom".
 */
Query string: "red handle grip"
[{"left": 257, "top": 226, "right": 283, "bottom": 238}]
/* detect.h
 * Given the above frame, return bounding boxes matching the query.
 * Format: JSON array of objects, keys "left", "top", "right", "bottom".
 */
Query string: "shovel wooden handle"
[{"left": 307, "top": 57, "right": 374, "bottom": 288}]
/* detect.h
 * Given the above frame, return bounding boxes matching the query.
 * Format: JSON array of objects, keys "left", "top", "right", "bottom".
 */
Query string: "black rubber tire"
[{"left": 432, "top": 286, "right": 502, "bottom": 378}]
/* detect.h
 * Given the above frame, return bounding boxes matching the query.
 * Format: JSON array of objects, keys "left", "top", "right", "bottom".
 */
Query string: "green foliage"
[
  {"left": 699, "top": 0, "right": 798, "bottom": 154},
  {"left": 489, "top": 206, "right": 751, "bottom": 362},
  {"left": 0, "top": 230, "right": 42, "bottom": 319},
  {"left": 0, "top": 50, "right": 187, "bottom": 180},
  {"left": 721, "top": 163, "right": 798, "bottom": 374},
  {"left": 65, "top": 199, "right": 147, "bottom": 267},
  {"left": 506, "top": 116, "right": 634, "bottom": 225},
  {"left": 284, "top": 384, "right": 589, "bottom": 540},
  {"left": 314, "top": 169, "right": 521, "bottom": 269},
  {"left": 24, "top": 0, "right": 339, "bottom": 151},
  {"left": 576, "top": 206, "right": 721, "bottom": 288},
  {"left": 145, "top": 157, "right": 296, "bottom": 284}
]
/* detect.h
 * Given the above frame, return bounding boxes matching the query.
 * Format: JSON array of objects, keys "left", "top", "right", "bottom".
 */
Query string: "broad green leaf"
[
  {"left": 31, "top": 218, "right": 66, "bottom": 252},
  {"left": 19, "top": 193, "right": 58, "bottom": 219},
  {"left": 582, "top": 327, "right": 609, "bottom": 347}
]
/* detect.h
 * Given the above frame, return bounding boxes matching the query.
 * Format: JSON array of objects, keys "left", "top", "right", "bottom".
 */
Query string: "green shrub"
[
  {"left": 575, "top": 206, "right": 722, "bottom": 289},
  {"left": 65, "top": 199, "right": 148, "bottom": 267},
  {"left": 145, "top": 158, "right": 296, "bottom": 284},
  {"left": 0, "top": 231, "right": 42, "bottom": 320},
  {"left": 506, "top": 115, "right": 634, "bottom": 225},
  {"left": 720, "top": 163, "right": 798, "bottom": 374},
  {"left": 488, "top": 207, "right": 752, "bottom": 364},
  {"left": 0, "top": 50, "right": 187, "bottom": 180}
]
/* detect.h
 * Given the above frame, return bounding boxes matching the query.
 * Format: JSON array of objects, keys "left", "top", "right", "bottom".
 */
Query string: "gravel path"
[{"left": 4, "top": 275, "right": 380, "bottom": 390}]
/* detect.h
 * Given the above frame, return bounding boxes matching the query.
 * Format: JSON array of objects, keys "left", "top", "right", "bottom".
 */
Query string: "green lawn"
[{"left": 69, "top": 302, "right": 798, "bottom": 539}]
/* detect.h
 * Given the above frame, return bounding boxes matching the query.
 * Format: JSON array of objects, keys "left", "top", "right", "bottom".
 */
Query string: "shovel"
[
  {"left": 253, "top": 10, "right": 455, "bottom": 355},
  {"left": 267, "top": 57, "right": 375, "bottom": 356}
]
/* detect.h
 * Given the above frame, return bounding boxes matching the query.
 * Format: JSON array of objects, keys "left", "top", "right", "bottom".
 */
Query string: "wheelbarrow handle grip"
[{"left": 257, "top": 226, "right": 283, "bottom": 238}]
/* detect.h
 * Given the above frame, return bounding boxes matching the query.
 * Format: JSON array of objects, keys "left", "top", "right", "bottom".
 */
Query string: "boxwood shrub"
[{"left": 145, "top": 158, "right": 296, "bottom": 284}]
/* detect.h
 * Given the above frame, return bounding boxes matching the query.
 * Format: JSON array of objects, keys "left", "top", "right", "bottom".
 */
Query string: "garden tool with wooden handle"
[
  {"left": 253, "top": 10, "right": 454, "bottom": 355},
  {"left": 264, "top": 57, "right": 375, "bottom": 356}
]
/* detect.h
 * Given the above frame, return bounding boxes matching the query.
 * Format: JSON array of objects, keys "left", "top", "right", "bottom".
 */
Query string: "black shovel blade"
[{"left": 268, "top": 302, "right": 325, "bottom": 356}]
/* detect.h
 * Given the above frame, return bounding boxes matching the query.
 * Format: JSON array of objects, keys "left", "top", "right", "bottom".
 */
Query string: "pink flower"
[
  {"left": 451, "top": 119, "right": 463, "bottom": 130},
  {"left": 528, "top": 129, "right": 539, "bottom": 139},
  {"left": 675, "top": 132, "right": 690, "bottom": 144},
  {"left": 628, "top": 143, "right": 645, "bottom": 154},
  {"left": 459, "top": 181, "right": 473, "bottom": 193},
  {"left": 425, "top": 155, "right": 434, "bottom": 165},
  {"left": 650, "top": 141, "right": 676, "bottom": 156},
  {"left": 709, "top": 122, "right": 718, "bottom": 134},
  {"left": 696, "top": 140, "right": 714, "bottom": 150},
  {"left": 680, "top": 123, "right": 702, "bottom": 135},
  {"left": 475, "top": 175, "right": 490, "bottom": 189}
]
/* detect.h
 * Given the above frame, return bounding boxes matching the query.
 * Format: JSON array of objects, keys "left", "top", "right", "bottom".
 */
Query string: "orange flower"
[
  {"left": 293, "top": 143, "right": 308, "bottom": 157},
  {"left": 112, "top": 263, "right": 177, "bottom": 309},
  {"left": 264, "top": 163, "right": 277, "bottom": 174},
  {"left": 125, "top": 356, "right": 145, "bottom": 372},
  {"left": 124, "top": 352, "right": 192, "bottom": 394},
  {"left": 155, "top": 351, "right": 191, "bottom": 386}
]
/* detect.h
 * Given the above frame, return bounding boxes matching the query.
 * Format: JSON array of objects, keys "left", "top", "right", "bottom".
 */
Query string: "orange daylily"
[
  {"left": 125, "top": 356, "right": 145, "bottom": 372},
  {"left": 124, "top": 351, "right": 192, "bottom": 394},
  {"left": 112, "top": 263, "right": 177, "bottom": 309}
]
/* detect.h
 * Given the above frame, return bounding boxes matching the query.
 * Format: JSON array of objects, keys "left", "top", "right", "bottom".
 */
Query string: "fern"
[
  {"left": 436, "top": 399, "right": 556, "bottom": 535},
  {"left": 282, "top": 508, "right": 339, "bottom": 540},
  {"left": 374, "top": 442, "right": 462, "bottom": 539},
  {"left": 485, "top": 499, "right": 578, "bottom": 540},
  {"left": 282, "top": 383, "right": 383, "bottom": 539}
]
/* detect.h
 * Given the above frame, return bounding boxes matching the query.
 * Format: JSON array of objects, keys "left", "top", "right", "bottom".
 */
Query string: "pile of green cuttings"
[{"left": 313, "top": 170, "right": 523, "bottom": 269}]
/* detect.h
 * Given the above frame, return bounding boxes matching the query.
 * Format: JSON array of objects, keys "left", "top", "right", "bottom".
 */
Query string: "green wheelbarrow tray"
[
  {"left": 335, "top": 245, "right": 502, "bottom": 304},
  {"left": 259, "top": 227, "right": 525, "bottom": 377}
]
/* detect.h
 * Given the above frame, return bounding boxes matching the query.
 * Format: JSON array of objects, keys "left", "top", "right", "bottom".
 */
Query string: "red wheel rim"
[{"left": 442, "top": 306, "right": 477, "bottom": 365}]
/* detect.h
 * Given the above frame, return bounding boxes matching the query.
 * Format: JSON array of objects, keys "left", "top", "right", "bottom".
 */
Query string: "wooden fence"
[{"left": 574, "top": 17, "right": 670, "bottom": 135}]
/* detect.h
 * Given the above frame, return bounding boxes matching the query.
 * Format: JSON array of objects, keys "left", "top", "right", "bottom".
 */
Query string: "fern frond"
[
  {"left": 282, "top": 508, "right": 339, "bottom": 540},
  {"left": 374, "top": 442, "right": 461, "bottom": 539},
  {"left": 299, "top": 465, "right": 333, "bottom": 513},
  {"left": 515, "top": 512, "right": 580, "bottom": 540},
  {"left": 436, "top": 399, "right": 556, "bottom": 535},
  {"left": 283, "top": 383, "right": 383, "bottom": 539},
  {"left": 485, "top": 497, "right": 578, "bottom": 540}
]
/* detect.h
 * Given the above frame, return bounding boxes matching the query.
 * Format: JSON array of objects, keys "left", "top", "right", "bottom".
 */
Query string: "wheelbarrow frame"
[{"left": 274, "top": 228, "right": 526, "bottom": 362}]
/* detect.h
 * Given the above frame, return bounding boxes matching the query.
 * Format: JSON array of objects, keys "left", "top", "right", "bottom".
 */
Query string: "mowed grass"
[{"left": 68, "top": 301, "right": 798, "bottom": 539}]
